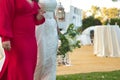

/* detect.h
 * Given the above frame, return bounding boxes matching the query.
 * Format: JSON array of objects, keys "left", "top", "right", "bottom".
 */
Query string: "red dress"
[{"left": 0, "top": 0, "right": 45, "bottom": 80}]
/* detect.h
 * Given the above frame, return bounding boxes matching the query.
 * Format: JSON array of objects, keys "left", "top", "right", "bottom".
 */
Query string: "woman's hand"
[
  {"left": 36, "top": 8, "right": 45, "bottom": 20},
  {"left": 2, "top": 41, "right": 11, "bottom": 51},
  {"left": 36, "top": 3, "right": 46, "bottom": 20}
]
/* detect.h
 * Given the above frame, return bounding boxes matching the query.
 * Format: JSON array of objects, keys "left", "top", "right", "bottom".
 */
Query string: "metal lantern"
[{"left": 55, "top": 2, "right": 65, "bottom": 21}]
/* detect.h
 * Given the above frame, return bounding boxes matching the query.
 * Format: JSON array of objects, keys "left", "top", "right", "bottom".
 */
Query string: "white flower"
[{"left": 58, "top": 40, "right": 61, "bottom": 47}]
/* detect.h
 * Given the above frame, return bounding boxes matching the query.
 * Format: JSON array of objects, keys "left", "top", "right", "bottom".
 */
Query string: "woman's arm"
[
  {"left": 35, "top": 8, "right": 45, "bottom": 25},
  {"left": 0, "top": 0, "right": 15, "bottom": 40},
  {"left": 0, "top": 0, "right": 15, "bottom": 50},
  {"left": 33, "top": 1, "right": 45, "bottom": 25}
]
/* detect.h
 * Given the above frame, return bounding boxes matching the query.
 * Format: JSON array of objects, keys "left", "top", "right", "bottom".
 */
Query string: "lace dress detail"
[{"left": 34, "top": 0, "right": 58, "bottom": 80}]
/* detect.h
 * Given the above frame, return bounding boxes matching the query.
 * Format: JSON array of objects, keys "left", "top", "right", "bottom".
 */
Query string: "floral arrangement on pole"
[{"left": 57, "top": 24, "right": 81, "bottom": 57}]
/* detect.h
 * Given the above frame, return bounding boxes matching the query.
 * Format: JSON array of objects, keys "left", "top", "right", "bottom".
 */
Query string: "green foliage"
[
  {"left": 104, "top": 18, "right": 120, "bottom": 27},
  {"left": 90, "top": 6, "right": 100, "bottom": 16},
  {"left": 57, "top": 70, "right": 120, "bottom": 80},
  {"left": 84, "top": 6, "right": 119, "bottom": 25},
  {"left": 58, "top": 24, "right": 81, "bottom": 57},
  {"left": 82, "top": 16, "right": 102, "bottom": 31},
  {"left": 65, "top": 24, "right": 80, "bottom": 38},
  {"left": 102, "top": 8, "right": 119, "bottom": 19},
  {"left": 57, "top": 33, "right": 70, "bottom": 56},
  {"left": 76, "top": 26, "right": 82, "bottom": 34},
  {"left": 112, "top": 0, "right": 118, "bottom": 1}
]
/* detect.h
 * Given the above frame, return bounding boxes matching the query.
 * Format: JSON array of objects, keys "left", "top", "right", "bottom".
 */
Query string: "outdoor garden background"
[{"left": 56, "top": 0, "right": 120, "bottom": 80}]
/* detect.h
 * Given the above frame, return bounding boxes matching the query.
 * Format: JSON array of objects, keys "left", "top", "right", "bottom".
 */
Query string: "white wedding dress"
[
  {"left": 0, "top": 38, "right": 5, "bottom": 72},
  {"left": 34, "top": 0, "right": 58, "bottom": 80}
]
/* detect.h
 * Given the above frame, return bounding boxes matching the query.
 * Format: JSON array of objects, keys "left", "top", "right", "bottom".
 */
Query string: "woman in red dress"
[{"left": 0, "top": 0, "right": 45, "bottom": 80}]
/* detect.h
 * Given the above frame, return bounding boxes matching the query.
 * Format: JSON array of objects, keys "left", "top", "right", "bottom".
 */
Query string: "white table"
[{"left": 94, "top": 25, "right": 120, "bottom": 57}]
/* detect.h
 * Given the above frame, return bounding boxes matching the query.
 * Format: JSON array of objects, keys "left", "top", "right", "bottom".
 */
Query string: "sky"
[{"left": 57, "top": 0, "right": 120, "bottom": 12}]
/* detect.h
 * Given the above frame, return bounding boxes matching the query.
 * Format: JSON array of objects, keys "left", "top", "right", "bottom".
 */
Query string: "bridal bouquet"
[{"left": 57, "top": 24, "right": 81, "bottom": 57}]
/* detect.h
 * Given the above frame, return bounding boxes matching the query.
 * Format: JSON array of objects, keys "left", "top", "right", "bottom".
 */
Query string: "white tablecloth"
[
  {"left": 94, "top": 25, "right": 120, "bottom": 57},
  {"left": 76, "top": 26, "right": 95, "bottom": 45}
]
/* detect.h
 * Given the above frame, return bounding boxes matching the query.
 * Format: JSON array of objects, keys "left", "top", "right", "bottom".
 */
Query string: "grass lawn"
[{"left": 57, "top": 70, "right": 120, "bottom": 80}]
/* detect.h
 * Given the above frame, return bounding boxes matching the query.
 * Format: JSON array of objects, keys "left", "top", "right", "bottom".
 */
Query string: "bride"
[{"left": 34, "top": 0, "right": 59, "bottom": 80}]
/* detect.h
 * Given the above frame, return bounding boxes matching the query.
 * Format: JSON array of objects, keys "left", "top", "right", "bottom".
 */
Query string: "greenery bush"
[
  {"left": 82, "top": 16, "right": 102, "bottom": 31},
  {"left": 57, "top": 24, "right": 80, "bottom": 57},
  {"left": 104, "top": 18, "right": 120, "bottom": 27}
]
